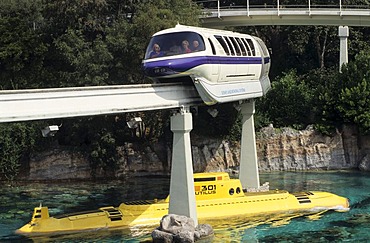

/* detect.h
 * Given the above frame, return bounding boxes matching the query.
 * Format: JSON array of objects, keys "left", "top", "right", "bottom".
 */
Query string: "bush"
[
  {"left": 0, "top": 122, "right": 41, "bottom": 180},
  {"left": 258, "top": 70, "right": 315, "bottom": 129}
]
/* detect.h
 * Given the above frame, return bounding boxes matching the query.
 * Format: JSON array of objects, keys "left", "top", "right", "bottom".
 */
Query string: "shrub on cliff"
[
  {"left": 337, "top": 50, "right": 370, "bottom": 134},
  {"left": 0, "top": 122, "right": 44, "bottom": 181}
]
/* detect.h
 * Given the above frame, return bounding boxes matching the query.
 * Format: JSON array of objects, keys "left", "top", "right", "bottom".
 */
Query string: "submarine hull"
[
  {"left": 16, "top": 191, "right": 349, "bottom": 235},
  {"left": 16, "top": 172, "right": 349, "bottom": 235}
]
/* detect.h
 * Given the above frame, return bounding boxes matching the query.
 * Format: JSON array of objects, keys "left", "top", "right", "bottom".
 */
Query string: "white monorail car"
[{"left": 142, "top": 25, "right": 271, "bottom": 105}]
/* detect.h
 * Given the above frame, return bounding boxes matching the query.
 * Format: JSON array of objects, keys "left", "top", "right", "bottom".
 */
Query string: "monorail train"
[{"left": 142, "top": 24, "right": 271, "bottom": 105}]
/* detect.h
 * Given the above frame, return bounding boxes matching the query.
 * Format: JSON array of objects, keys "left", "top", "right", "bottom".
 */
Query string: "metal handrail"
[{"left": 196, "top": 0, "right": 370, "bottom": 17}]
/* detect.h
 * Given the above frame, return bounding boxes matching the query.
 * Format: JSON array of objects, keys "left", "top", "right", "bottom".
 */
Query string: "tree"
[
  {"left": 0, "top": 0, "right": 47, "bottom": 89},
  {"left": 0, "top": 122, "right": 42, "bottom": 180},
  {"left": 258, "top": 70, "right": 315, "bottom": 129},
  {"left": 52, "top": 28, "right": 112, "bottom": 87},
  {"left": 41, "top": 0, "right": 112, "bottom": 87},
  {"left": 336, "top": 50, "right": 370, "bottom": 133}
]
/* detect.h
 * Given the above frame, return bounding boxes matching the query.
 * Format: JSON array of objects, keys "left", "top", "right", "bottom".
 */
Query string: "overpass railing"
[{"left": 196, "top": 0, "right": 370, "bottom": 17}]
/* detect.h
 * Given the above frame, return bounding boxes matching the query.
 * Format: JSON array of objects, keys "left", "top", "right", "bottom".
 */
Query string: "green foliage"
[
  {"left": 336, "top": 50, "right": 370, "bottom": 133},
  {"left": 313, "top": 50, "right": 370, "bottom": 135},
  {"left": 0, "top": 122, "right": 41, "bottom": 180},
  {"left": 0, "top": 0, "right": 47, "bottom": 89},
  {"left": 193, "top": 103, "right": 239, "bottom": 138},
  {"left": 254, "top": 110, "right": 271, "bottom": 130},
  {"left": 258, "top": 70, "right": 315, "bottom": 129},
  {"left": 303, "top": 67, "right": 340, "bottom": 134},
  {"left": 53, "top": 28, "right": 112, "bottom": 86},
  {"left": 90, "top": 130, "right": 118, "bottom": 176}
]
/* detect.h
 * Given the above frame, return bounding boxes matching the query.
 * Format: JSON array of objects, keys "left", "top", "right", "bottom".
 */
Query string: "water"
[{"left": 0, "top": 171, "right": 369, "bottom": 242}]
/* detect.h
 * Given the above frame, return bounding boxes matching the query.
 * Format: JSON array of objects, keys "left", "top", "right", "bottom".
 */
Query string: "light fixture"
[
  {"left": 207, "top": 108, "right": 219, "bottom": 118},
  {"left": 126, "top": 117, "right": 142, "bottom": 129},
  {"left": 41, "top": 125, "right": 59, "bottom": 137}
]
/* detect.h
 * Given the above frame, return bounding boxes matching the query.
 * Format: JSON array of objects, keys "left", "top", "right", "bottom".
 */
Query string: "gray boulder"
[{"left": 152, "top": 214, "right": 213, "bottom": 243}]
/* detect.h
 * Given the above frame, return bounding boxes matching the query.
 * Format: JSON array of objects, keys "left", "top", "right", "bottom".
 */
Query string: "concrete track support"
[
  {"left": 169, "top": 107, "right": 198, "bottom": 226},
  {"left": 239, "top": 100, "right": 260, "bottom": 190},
  {"left": 339, "top": 26, "right": 349, "bottom": 72}
]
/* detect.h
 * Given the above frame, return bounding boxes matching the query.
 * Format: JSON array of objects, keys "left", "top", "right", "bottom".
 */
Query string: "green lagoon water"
[{"left": 0, "top": 171, "right": 369, "bottom": 242}]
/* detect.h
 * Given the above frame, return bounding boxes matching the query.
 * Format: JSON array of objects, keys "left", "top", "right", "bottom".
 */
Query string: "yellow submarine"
[{"left": 16, "top": 172, "right": 349, "bottom": 235}]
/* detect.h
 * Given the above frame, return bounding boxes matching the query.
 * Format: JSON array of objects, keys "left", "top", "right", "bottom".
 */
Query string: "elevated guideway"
[
  {"left": 199, "top": 1, "right": 370, "bottom": 28},
  {"left": 0, "top": 83, "right": 203, "bottom": 123}
]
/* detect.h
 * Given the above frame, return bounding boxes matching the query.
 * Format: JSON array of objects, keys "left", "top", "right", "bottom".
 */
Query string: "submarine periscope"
[{"left": 16, "top": 172, "right": 349, "bottom": 235}]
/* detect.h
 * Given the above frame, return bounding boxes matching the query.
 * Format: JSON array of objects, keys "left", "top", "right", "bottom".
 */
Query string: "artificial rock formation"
[
  {"left": 21, "top": 125, "right": 369, "bottom": 181},
  {"left": 256, "top": 125, "right": 360, "bottom": 171},
  {"left": 151, "top": 214, "right": 213, "bottom": 243}
]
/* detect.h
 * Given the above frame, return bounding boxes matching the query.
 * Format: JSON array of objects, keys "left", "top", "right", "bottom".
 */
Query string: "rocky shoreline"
[{"left": 18, "top": 125, "right": 370, "bottom": 181}]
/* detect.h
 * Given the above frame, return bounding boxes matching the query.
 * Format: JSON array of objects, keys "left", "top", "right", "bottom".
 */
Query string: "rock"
[
  {"left": 194, "top": 224, "right": 214, "bottom": 241},
  {"left": 256, "top": 125, "right": 359, "bottom": 171},
  {"left": 160, "top": 214, "right": 195, "bottom": 235},
  {"left": 27, "top": 149, "right": 91, "bottom": 180},
  {"left": 152, "top": 214, "right": 213, "bottom": 243},
  {"left": 152, "top": 229, "right": 174, "bottom": 243},
  {"left": 19, "top": 124, "right": 370, "bottom": 181},
  {"left": 359, "top": 154, "right": 370, "bottom": 171},
  {"left": 174, "top": 231, "right": 194, "bottom": 243}
]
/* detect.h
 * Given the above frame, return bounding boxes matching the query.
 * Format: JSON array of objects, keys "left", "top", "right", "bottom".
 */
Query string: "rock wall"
[
  {"left": 27, "top": 149, "right": 91, "bottom": 180},
  {"left": 256, "top": 125, "right": 360, "bottom": 171},
  {"left": 21, "top": 125, "right": 369, "bottom": 180}
]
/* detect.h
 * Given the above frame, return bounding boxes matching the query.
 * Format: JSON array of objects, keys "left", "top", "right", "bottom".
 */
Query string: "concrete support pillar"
[
  {"left": 338, "top": 26, "right": 349, "bottom": 72},
  {"left": 169, "top": 108, "right": 198, "bottom": 226},
  {"left": 239, "top": 100, "right": 260, "bottom": 189}
]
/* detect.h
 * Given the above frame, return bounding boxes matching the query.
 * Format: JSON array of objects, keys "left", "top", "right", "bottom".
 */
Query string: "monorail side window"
[
  {"left": 208, "top": 38, "right": 216, "bottom": 55},
  {"left": 245, "top": 38, "right": 256, "bottom": 56},
  {"left": 241, "top": 38, "right": 252, "bottom": 56},
  {"left": 214, "top": 35, "right": 230, "bottom": 55},
  {"left": 230, "top": 37, "right": 241, "bottom": 56},
  {"left": 235, "top": 37, "right": 247, "bottom": 56},
  {"left": 144, "top": 31, "right": 205, "bottom": 59},
  {"left": 224, "top": 37, "right": 235, "bottom": 56}
]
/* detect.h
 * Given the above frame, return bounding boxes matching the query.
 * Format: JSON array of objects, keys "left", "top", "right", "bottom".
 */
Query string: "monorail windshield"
[{"left": 144, "top": 31, "right": 205, "bottom": 59}]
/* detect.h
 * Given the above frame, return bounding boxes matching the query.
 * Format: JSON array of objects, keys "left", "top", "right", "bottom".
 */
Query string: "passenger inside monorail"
[
  {"left": 149, "top": 43, "right": 164, "bottom": 58},
  {"left": 192, "top": 40, "right": 200, "bottom": 51},
  {"left": 145, "top": 31, "right": 205, "bottom": 59}
]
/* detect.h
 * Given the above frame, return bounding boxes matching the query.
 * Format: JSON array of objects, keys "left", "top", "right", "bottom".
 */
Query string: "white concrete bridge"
[{"left": 199, "top": 0, "right": 370, "bottom": 27}]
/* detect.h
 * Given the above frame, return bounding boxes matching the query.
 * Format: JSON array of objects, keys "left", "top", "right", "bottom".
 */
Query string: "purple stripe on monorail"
[{"left": 142, "top": 56, "right": 268, "bottom": 77}]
